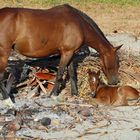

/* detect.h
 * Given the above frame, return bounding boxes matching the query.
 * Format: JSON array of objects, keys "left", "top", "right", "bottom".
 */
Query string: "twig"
[
  {"left": 36, "top": 78, "right": 47, "bottom": 94},
  {"left": 23, "top": 135, "right": 35, "bottom": 139},
  {"left": 109, "top": 117, "right": 133, "bottom": 123},
  {"left": 34, "top": 99, "right": 97, "bottom": 108},
  {"left": 16, "top": 80, "right": 29, "bottom": 88},
  {"left": 76, "top": 121, "right": 111, "bottom": 138},
  {"left": 28, "top": 76, "right": 36, "bottom": 86},
  {"left": 34, "top": 99, "right": 52, "bottom": 109},
  {"left": 77, "top": 131, "right": 101, "bottom": 138},
  {"left": 58, "top": 102, "right": 98, "bottom": 108}
]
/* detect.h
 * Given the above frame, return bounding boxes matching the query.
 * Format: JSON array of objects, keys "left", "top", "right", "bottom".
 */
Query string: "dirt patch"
[{"left": 75, "top": 3, "right": 140, "bottom": 36}]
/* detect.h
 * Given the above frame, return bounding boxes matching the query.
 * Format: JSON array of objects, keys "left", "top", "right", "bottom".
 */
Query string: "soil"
[{"left": 75, "top": 3, "right": 140, "bottom": 36}]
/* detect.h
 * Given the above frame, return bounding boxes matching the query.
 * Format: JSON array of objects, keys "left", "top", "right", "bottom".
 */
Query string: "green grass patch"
[
  {"left": 92, "top": 0, "right": 140, "bottom": 6},
  {"left": 1, "top": 0, "right": 140, "bottom": 8}
]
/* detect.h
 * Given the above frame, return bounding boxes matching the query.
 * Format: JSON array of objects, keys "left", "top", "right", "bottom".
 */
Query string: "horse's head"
[
  {"left": 100, "top": 45, "right": 122, "bottom": 85},
  {"left": 88, "top": 70, "right": 100, "bottom": 96}
]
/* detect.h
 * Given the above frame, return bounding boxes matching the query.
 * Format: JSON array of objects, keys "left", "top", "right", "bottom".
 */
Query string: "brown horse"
[
  {"left": 88, "top": 70, "right": 139, "bottom": 106},
  {"left": 0, "top": 4, "right": 122, "bottom": 99}
]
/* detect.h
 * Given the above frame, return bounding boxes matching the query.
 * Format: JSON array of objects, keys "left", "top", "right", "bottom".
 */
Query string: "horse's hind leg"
[
  {"left": 50, "top": 51, "right": 74, "bottom": 96},
  {"left": 68, "top": 60, "right": 78, "bottom": 96},
  {"left": 0, "top": 46, "right": 11, "bottom": 99},
  {"left": 6, "top": 73, "right": 15, "bottom": 93}
]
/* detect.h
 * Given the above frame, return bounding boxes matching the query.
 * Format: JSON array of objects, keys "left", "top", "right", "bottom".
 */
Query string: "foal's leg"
[
  {"left": 50, "top": 52, "right": 73, "bottom": 96},
  {"left": 68, "top": 61, "right": 78, "bottom": 96},
  {"left": 116, "top": 88, "right": 128, "bottom": 106}
]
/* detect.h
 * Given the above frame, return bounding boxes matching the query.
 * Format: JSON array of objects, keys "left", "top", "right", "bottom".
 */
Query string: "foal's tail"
[{"left": 64, "top": 4, "right": 110, "bottom": 44}]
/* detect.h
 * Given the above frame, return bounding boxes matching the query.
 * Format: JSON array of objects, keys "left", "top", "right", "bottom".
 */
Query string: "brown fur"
[
  {"left": 0, "top": 5, "right": 121, "bottom": 97},
  {"left": 88, "top": 70, "right": 139, "bottom": 106}
]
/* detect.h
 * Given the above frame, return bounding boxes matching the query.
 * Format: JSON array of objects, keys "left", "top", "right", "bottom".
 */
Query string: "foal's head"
[
  {"left": 88, "top": 70, "right": 100, "bottom": 96},
  {"left": 100, "top": 45, "right": 122, "bottom": 85}
]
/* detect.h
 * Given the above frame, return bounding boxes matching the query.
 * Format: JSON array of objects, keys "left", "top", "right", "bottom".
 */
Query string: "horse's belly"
[
  {"left": 19, "top": 48, "right": 59, "bottom": 58},
  {"left": 14, "top": 38, "right": 59, "bottom": 58}
]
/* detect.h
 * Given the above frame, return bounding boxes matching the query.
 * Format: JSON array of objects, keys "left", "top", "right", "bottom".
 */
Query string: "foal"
[{"left": 88, "top": 70, "right": 139, "bottom": 106}]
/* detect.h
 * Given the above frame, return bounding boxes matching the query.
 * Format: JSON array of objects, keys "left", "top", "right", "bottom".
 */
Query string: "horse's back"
[
  {"left": 0, "top": 5, "right": 84, "bottom": 58},
  {"left": 0, "top": 7, "right": 19, "bottom": 48}
]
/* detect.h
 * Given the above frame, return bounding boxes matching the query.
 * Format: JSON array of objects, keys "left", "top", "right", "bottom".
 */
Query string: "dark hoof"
[
  {"left": 47, "top": 94, "right": 51, "bottom": 98},
  {"left": 49, "top": 91, "right": 59, "bottom": 96},
  {"left": 72, "top": 92, "right": 78, "bottom": 96}
]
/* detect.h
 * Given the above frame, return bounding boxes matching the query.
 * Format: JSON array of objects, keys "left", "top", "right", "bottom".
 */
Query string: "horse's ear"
[
  {"left": 97, "top": 70, "right": 100, "bottom": 76},
  {"left": 114, "top": 44, "right": 123, "bottom": 52}
]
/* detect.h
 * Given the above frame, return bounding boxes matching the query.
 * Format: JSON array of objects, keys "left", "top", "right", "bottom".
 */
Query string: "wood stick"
[{"left": 36, "top": 78, "right": 47, "bottom": 94}]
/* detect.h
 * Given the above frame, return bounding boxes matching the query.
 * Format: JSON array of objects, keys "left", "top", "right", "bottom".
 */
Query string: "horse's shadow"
[{"left": 5, "top": 45, "right": 98, "bottom": 102}]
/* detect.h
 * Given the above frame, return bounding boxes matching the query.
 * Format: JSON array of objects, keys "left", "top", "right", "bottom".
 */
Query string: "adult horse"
[{"left": 0, "top": 4, "right": 121, "bottom": 99}]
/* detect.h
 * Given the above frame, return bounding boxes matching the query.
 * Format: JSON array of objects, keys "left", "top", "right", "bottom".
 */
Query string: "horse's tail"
[{"left": 64, "top": 4, "right": 111, "bottom": 44}]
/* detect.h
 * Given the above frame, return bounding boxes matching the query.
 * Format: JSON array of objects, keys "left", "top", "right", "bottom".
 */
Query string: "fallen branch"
[
  {"left": 36, "top": 78, "right": 47, "bottom": 94},
  {"left": 58, "top": 102, "right": 98, "bottom": 108},
  {"left": 34, "top": 99, "right": 98, "bottom": 108},
  {"left": 76, "top": 121, "right": 111, "bottom": 138}
]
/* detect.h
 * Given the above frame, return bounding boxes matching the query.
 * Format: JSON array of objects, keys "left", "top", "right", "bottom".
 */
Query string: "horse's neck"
[
  {"left": 65, "top": 5, "right": 113, "bottom": 54},
  {"left": 84, "top": 24, "right": 113, "bottom": 54}
]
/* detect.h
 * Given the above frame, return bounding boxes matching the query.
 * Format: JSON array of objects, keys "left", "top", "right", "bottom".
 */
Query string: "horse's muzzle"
[{"left": 108, "top": 76, "right": 119, "bottom": 85}]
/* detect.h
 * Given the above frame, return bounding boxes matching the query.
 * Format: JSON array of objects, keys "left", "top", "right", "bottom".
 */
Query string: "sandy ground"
[{"left": 76, "top": 3, "right": 140, "bottom": 36}]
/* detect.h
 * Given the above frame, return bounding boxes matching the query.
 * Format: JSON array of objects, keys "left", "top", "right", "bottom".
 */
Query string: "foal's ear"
[
  {"left": 96, "top": 70, "right": 100, "bottom": 76},
  {"left": 88, "top": 69, "right": 92, "bottom": 74},
  {"left": 114, "top": 44, "right": 123, "bottom": 52}
]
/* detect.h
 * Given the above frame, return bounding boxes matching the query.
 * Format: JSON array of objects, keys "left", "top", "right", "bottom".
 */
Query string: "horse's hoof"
[
  {"left": 50, "top": 91, "right": 59, "bottom": 97},
  {"left": 53, "top": 92, "right": 59, "bottom": 96},
  {"left": 47, "top": 94, "right": 51, "bottom": 98},
  {"left": 72, "top": 92, "right": 78, "bottom": 96}
]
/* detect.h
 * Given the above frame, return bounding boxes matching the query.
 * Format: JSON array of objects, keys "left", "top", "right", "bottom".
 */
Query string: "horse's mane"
[{"left": 65, "top": 4, "right": 111, "bottom": 45}]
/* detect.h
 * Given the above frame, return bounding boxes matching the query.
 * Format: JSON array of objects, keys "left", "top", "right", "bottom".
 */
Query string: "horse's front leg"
[
  {"left": 68, "top": 61, "right": 78, "bottom": 96},
  {"left": 50, "top": 51, "right": 73, "bottom": 96},
  {"left": 0, "top": 59, "right": 10, "bottom": 100},
  {"left": 0, "top": 56, "right": 16, "bottom": 108}
]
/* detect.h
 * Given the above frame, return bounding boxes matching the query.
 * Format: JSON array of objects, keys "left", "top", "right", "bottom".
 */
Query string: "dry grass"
[{"left": 76, "top": 52, "right": 140, "bottom": 98}]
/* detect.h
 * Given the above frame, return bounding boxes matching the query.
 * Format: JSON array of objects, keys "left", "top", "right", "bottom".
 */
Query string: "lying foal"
[{"left": 88, "top": 70, "right": 139, "bottom": 106}]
